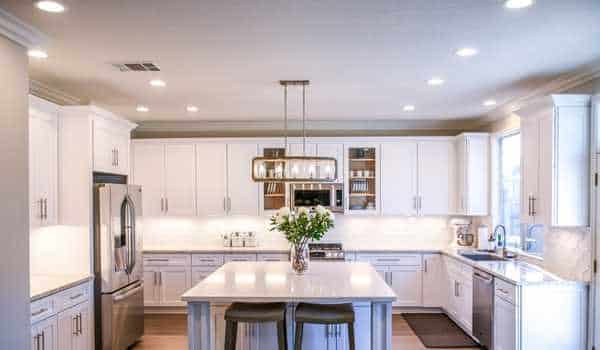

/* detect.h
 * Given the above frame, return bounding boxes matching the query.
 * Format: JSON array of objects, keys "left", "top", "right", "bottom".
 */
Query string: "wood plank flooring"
[{"left": 131, "top": 314, "right": 477, "bottom": 350}]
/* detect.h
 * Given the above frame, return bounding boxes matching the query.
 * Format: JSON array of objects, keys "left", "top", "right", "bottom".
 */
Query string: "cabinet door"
[
  {"left": 93, "top": 121, "right": 117, "bottom": 173},
  {"left": 35, "top": 315, "right": 58, "bottom": 350},
  {"left": 29, "top": 115, "right": 58, "bottom": 228},
  {"left": 520, "top": 117, "right": 539, "bottom": 224},
  {"left": 143, "top": 268, "right": 160, "bottom": 306},
  {"left": 389, "top": 266, "right": 423, "bottom": 307},
  {"left": 74, "top": 302, "right": 90, "bottom": 350},
  {"left": 455, "top": 136, "right": 467, "bottom": 214},
  {"left": 317, "top": 143, "right": 344, "bottom": 182},
  {"left": 159, "top": 266, "right": 191, "bottom": 307},
  {"left": 191, "top": 266, "right": 218, "bottom": 286},
  {"left": 418, "top": 141, "right": 454, "bottom": 215},
  {"left": 227, "top": 144, "right": 259, "bottom": 216},
  {"left": 494, "top": 297, "right": 517, "bottom": 350},
  {"left": 57, "top": 307, "right": 78, "bottom": 350},
  {"left": 287, "top": 143, "right": 317, "bottom": 156},
  {"left": 114, "top": 131, "right": 130, "bottom": 176},
  {"left": 197, "top": 143, "right": 228, "bottom": 216},
  {"left": 164, "top": 144, "right": 197, "bottom": 216},
  {"left": 422, "top": 254, "right": 444, "bottom": 307},
  {"left": 457, "top": 279, "right": 473, "bottom": 333},
  {"left": 464, "top": 135, "right": 489, "bottom": 216},
  {"left": 380, "top": 142, "right": 417, "bottom": 215},
  {"left": 133, "top": 143, "right": 165, "bottom": 217}
]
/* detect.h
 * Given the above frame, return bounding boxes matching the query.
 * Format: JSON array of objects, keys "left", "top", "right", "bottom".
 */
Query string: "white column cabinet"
[
  {"left": 227, "top": 143, "right": 260, "bottom": 216},
  {"left": 455, "top": 133, "right": 489, "bottom": 216},
  {"left": 29, "top": 101, "right": 58, "bottom": 229},
  {"left": 196, "top": 143, "right": 229, "bottom": 216}
]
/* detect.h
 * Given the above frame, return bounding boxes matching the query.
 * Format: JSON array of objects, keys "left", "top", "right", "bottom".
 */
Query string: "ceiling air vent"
[{"left": 112, "top": 62, "right": 160, "bottom": 72}]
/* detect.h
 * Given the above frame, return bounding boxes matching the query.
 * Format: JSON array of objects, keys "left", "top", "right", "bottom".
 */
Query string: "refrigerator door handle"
[{"left": 121, "top": 195, "right": 137, "bottom": 274}]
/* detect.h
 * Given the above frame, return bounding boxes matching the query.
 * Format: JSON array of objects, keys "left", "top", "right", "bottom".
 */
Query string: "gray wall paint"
[{"left": 0, "top": 35, "right": 30, "bottom": 349}]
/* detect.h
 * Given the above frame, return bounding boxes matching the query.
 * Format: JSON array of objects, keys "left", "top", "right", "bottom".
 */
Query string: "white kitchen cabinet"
[
  {"left": 159, "top": 266, "right": 192, "bottom": 307},
  {"left": 257, "top": 253, "right": 289, "bottom": 262},
  {"left": 143, "top": 268, "right": 161, "bottom": 306},
  {"left": 422, "top": 254, "right": 444, "bottom": 307},
  {"left": 227, "top": 143, "right": 260, "bottom": 216},
  {"left": 164, "top": 144, "right": 197, "bottom": 216},
  {"left": 494, "top": 294, "right": 518, "bottom": 350},
  {"left": 346, "top": 144, "right": 380, "bottom": 214},
  {"left": 57, "top": 301, "right": 90, "bottom": 350},
  {"left": 517, "top": 94, "right": 591, "bottom": 228},
  {"left": 455, "top": 133, "right": 489, "bottom": 216},
  {"left": 92, "top": 117, "right": 131, "bottom": 175},
  {"left": 191, "top": 266, "right": 219, "bottom": 286},
  {"left": 196, "top": 143, "right": 228, "bottom": 216},
  {"left": 288, "top": 142, "right": 317, "bottom": 156},
  {"left": 380, "top": 140, "right": 454, "bottom": 216},
  {"left": 144, "top": 254, "right": 192, "bottom": 307},
  {"left": 418, "top": 141, "right": 455, "bottom": 215},
  {"left": 29, "top": 98, "right": 58, "bottom": 229},
  {"left": 31, "top": 315, "right": 58, "bottom": 350},
  {"left": 444, "top": 257, "right": 473, "bottom": 334},
  {"left": 316, "top": 143, "right": 344, "bottom": 182},
  {"left": 381, "top": 142, "right": 418, "bottom": 216},
  {"left": 388, "top": 266, "right": 423, "bottom": 307},
  {"left": 132, "top": 142, "right": 196, "bottom": 217}
]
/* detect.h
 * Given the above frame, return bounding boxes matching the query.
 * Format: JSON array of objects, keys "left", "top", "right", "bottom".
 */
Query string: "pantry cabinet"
[
  {"left": 455, "top": 133, "right": 489, "bottom": 216},
  {"left": 29, "top": 96, "right": 59, "bottom": 229}
]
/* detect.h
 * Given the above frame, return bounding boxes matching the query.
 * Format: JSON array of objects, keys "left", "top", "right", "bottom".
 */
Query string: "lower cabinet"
[
  {"left": 57, "top": 301, "right": 90, "bottom": 350},
  {"left": 494, "top": 296, "right": 517, "bottom": 350},
  {"left": 31, "top": 315, "right": 58, "bottom": 350},
  {"left": 444, "top": 257, "right": 473, "bottom": 333},
  {"left": 144, "top": 265, "right": 191, "bottom": 307},
  {"left": 422, "top": 254, "right": 444, "bottom": 307}
]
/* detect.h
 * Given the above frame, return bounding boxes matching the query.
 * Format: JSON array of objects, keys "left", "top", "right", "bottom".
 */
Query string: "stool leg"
[
  {"left": 294, "top": 322, "right": 304, "bottom": 350},
  {"left": 277, "top": 320, "right": 287, "bottom": 350},
  {"left": 348, "top": 322, "right": 355, "bottom": 350},
  {"left": 225, "top": 320, "right": 238, "bottom": 350}
]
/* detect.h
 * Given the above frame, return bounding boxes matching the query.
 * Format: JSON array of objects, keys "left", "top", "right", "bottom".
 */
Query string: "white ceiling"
[{"left": 3, "top": 0, "right": 600, "bottom": 123}]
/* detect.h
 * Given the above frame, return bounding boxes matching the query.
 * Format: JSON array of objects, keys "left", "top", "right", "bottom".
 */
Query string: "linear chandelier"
[{"left": 251, "top": 80, "right": 338, "bottom": 182}]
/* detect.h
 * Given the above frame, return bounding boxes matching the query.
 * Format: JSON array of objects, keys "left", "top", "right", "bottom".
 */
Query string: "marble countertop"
[
  {"left": 181, "top": 261, "right": 397, "bottom": 303},
  {"left": 31, "top": 274, "right": 93, "bottom": 301},
  {"left": 143, "top": 244, "right": 290, "bottom": 254}
]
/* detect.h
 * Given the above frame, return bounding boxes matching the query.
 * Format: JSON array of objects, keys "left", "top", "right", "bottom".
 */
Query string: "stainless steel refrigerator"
[{"left": 94, "top": 183, "right": 144, "bottom": 350}]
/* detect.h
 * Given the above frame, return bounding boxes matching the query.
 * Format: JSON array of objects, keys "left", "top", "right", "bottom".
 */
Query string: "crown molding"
[
  {"left": 471, "top": 61, "right": 600, "bottom": 130},
  {"left": 0, "top": 7, "right": 48, "bottom": 48},
  {"left": 29, "top": 79, "right": 84, "bottom": 106}
]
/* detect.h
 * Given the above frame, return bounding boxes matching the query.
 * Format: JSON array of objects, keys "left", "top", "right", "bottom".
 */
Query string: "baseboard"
[
  {"left": 393, "top": 307, "right": 444, "bottom": 314},
  {"left": 144, "top": 306, "right": 187, "bottom": 314}
]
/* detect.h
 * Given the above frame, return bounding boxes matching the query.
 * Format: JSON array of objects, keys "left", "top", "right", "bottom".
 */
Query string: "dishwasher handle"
[{"left": 473, "top": 271, "right": 494, "bottom": 284}]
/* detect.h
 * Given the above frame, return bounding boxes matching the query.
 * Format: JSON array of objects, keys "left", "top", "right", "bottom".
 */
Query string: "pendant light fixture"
[{"left": 252, "top": 80, "right": 337, "bottom": 182}]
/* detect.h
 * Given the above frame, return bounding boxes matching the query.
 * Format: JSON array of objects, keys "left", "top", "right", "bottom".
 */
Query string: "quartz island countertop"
[{"left": 181, "top": 261, "right": 397, "bottom": 303}]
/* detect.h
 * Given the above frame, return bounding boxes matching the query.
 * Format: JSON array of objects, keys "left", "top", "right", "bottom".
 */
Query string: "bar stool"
[
  {"left": 224, "top": 302, "right": 288, "bottom": 350},
  {"left": 294, "top": 303, "right": 355, "bottom": 350}
]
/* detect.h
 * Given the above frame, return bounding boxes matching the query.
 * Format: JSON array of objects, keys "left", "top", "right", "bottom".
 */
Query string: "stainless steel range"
[{"left": 308, "top": 243, "right": 345, "bottom": 261}]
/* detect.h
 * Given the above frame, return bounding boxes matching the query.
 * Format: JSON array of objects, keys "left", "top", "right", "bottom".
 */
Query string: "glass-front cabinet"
[
  {"left": 259, "top": 147, "right": 287, "bottom": 213},
  {"left": 345, "top": 145, "right": 379, "bottom": 214}
]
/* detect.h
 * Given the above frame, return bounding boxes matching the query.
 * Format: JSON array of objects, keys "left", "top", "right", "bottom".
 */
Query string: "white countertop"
[
  {"left": 181, "top": 261, "right": 397, "bottom": 303},
  {"left": 31, "top": 274, "right": 93, "bottom": 301}
]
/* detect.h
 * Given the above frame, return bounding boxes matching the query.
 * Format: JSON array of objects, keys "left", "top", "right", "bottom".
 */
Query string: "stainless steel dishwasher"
[{"left": 473, "top": 269, "right": 494, "bottom": 349}]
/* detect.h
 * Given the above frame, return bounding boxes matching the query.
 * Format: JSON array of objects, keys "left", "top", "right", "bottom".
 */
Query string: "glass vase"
[{"left": 290, "top": 243, "right": 309, "bottom": 274}]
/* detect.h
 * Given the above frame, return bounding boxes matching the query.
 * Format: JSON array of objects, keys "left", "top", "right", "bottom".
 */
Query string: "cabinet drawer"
[
  {"left": 257, "top": 253, "right": 289, "bottom": 262},
  {"left": 357, "top": 254, "right": 422, "bottom": 266},
  {"left": 31, "top": 296, "right": 56, "bottom": 324},
  {"left": 144, "top": 254, "right": 191, "bottom": 266},
  {"left": 56, "top": 283, "right": 89, "bottom": 311},
  {"left": 192, "top": 254, "right": 224, "bottom": 266},
  {"left": 224, "top": 254, "right": 257, "bottom": 262},
  {"left": 495, "top": 278, "right": 517, "bottom": 305}
]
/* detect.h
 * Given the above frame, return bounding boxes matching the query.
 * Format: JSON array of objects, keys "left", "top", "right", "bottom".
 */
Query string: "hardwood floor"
[{"left": 131, "top": 314, "right": 477, "bottom": 350}]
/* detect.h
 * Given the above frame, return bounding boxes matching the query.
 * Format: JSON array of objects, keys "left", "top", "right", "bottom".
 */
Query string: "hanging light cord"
[
  {"left": 284, "top": 84, "right": 288, "bottom": 153},
  {"left": 302, "top": 83, "right": 306, "bottom": 155}
]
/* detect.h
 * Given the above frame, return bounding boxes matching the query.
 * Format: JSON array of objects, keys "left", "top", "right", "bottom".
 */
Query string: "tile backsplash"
[{"left": 142, "top": 215, "right": 454, "bottom": 249}]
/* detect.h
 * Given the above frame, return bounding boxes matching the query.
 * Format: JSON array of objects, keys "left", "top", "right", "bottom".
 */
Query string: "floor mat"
[{"left": 402, "top": 313, "right": 480, "bottom": 348}]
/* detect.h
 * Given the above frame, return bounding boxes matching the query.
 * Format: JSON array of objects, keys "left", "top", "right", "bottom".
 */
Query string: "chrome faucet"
[{"left": 493, "top": 225, "right": 507, "bottom": 258}]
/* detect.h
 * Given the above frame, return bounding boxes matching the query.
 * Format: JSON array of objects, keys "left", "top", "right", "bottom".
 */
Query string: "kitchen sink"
[{"left": 460, "top": 253, "right": 507, "bottom": 262}]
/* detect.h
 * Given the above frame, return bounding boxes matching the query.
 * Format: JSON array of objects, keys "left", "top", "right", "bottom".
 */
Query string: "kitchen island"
[{"left": 181, "top": 261, "right": 397, "bottom": 350}]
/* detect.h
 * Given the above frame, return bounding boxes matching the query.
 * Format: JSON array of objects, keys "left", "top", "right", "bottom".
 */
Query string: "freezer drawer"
[{"left": 99, "top": 281, "right": 144, "bottom": 350}]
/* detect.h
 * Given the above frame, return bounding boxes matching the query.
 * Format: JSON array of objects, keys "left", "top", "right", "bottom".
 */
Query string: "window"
[{"left": 498, "top": 132, "right": 521, "bottom": 249}]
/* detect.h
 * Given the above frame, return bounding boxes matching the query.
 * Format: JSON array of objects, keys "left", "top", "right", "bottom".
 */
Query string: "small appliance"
[
  {"left": 308, "top": 243, "right": 345, "bottom": 261},
  {"left": 450, "top": 218, "right": 473, "bottom": 247},
  {"left": 290, "top": 183, "right": 344, "bottom": 213}
]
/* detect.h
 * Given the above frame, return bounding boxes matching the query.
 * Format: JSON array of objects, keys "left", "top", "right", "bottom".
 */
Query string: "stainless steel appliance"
[
  {"left": 94, "top": 183, "right": 144, "bottom": 350},
  {"left": 308, "top": 243, "right": 345, "bottom": 261},
  {"left": 473, "top": 269, "right": 494, "bottom": 349},
  {"left": 290, "top": 183, "right": 344, "bottom": 213}
]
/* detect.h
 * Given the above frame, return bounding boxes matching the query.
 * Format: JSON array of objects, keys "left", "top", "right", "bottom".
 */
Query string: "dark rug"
[{"left": 402, "top": 313, "right": 480, "bottom": 348}]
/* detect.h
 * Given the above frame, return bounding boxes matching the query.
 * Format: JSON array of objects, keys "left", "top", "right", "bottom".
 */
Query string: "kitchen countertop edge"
[{"left": 31, "top": 275, "right": 93, "bottom": 302}]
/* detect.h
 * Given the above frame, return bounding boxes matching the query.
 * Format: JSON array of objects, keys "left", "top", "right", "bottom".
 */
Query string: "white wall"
[
  {"left": 0, "top": 34, "right": 31, "bottom": 349},
  {"left": 142, "top": 215, "right": 454, "bottom": 250},
  {"left": 30, "top": 225, "right": 90, "bottom": 276}
]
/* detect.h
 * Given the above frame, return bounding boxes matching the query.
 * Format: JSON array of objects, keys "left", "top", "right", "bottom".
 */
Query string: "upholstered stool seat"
[
  {"left": 224, "top": 302, "right": 288, "bottom": 350},
  {"left": 294, "top": 303, "right": 355, "bottom": 350}
]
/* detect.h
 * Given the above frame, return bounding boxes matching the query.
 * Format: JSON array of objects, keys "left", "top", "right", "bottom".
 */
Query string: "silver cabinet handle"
[
  {"left": 41, "top": 331, "right": 45, "bottom": 350},
  {"left": 159, "top": 271, "right": 162, "bottom": 285},
  {"left": 153, "top": 271, "right": 157, "bottom": 285},
  {"left": 147, "top": 258, "right": 170, "bottom": 262},
  {"left": 34, "top": 334, "right": 40, "bottom": 350},
  {"left": 116, "top": 149, "right": 119, "bottom": 166},
  {"left": 423, "top": 259, "right": 428, "bottom": 273},
  {"left": 227, "top": 197, "right": 232, "bottom": 212},
  {"left": 528, "top": 195, "right": 532, "bottom": 216},
  {"left": 161, "top": 198, "right": 164, "bottom": 212},
  {"left": 165, "top": 198, "right": 169, "bottom": 213},
  {"left": 31, "top": 308, "right": 48, "bottom": 317},
  {"left": 39, "top": 198, "right": 44, "bottom": 220},
  {"left": 413, "top": 196, "right": 417, "bottom": 210},
  {"left": 79, "top": 313, "right": 83, "bottom": 335},
  {"left": 72, "top": 315, "right": 78, "bottom": 335},
  {"left": 223, "top": 197, "right": 227, "bottom": 212},
  {"left": 418, "top": 196, "right": 422, "bottom": 211},
  {"left": 44, "top": 198, "right": 48, "bottom": 220},
  {"left": 531, "top": 196, "right": 536, "bottom": 216},
  {"left": 69, "top": 293, "right": 84, "bottom": 300}
]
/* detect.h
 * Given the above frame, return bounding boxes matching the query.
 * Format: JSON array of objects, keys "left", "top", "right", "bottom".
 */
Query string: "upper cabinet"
[
  {"left": 380, "top": 140, "right": 455, "bottom": 216},
  {"left": 455, "top": 133, "right": 489, "bottom": 216},
  {"left": 92, "top": 117, "right": 132, "bottom": 176},
  {"left": 517, "top": 94, "right": 591, "bottom": 227},
  {"left": 227, "top": 143, "right": 260, "bottom": 216},
  {"left": 196, "top": 143, "right": 228, "bottom": 216},
  {"left": 29, "top": 96, "right": 59, "bottom": 229},
  {"left": 346, "top": 144, "right": 380, "bottom": 214}
]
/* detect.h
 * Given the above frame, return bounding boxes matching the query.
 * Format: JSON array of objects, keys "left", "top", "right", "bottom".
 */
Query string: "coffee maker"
[{"left": 450, "top": 218, "right": 473, "bottom": 246}]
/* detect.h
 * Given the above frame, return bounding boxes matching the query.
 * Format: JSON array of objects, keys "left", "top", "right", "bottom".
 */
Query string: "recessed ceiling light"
[
  {"left": 483, "top": 99, "right": 497, "bottom": 107},
  {"left": 136, "top": 105, "right": 149, "bottom": 112},
  {"left": 28, "top": 49, "right": 48, "bottom": 59},
  {"left": 149, "top": 79, "right": 166, "bottom": 87},
  {"left": 186, "top": 105, "right": 199, "bottom": 113},
  {"left": 505, "top": 0, "right": 534, "bottom": 9},
  {"left": 403, "top": 105, "right": 416, "bottom": 112},
  {"left": 34, "top": 1, "right": 66, "bottom": 13},
  {"left": 427, "top": 77, "right": 445, "bottom": 86},
  {"left": 455, "top": 47, "right": 478, "bottom": 57}
]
